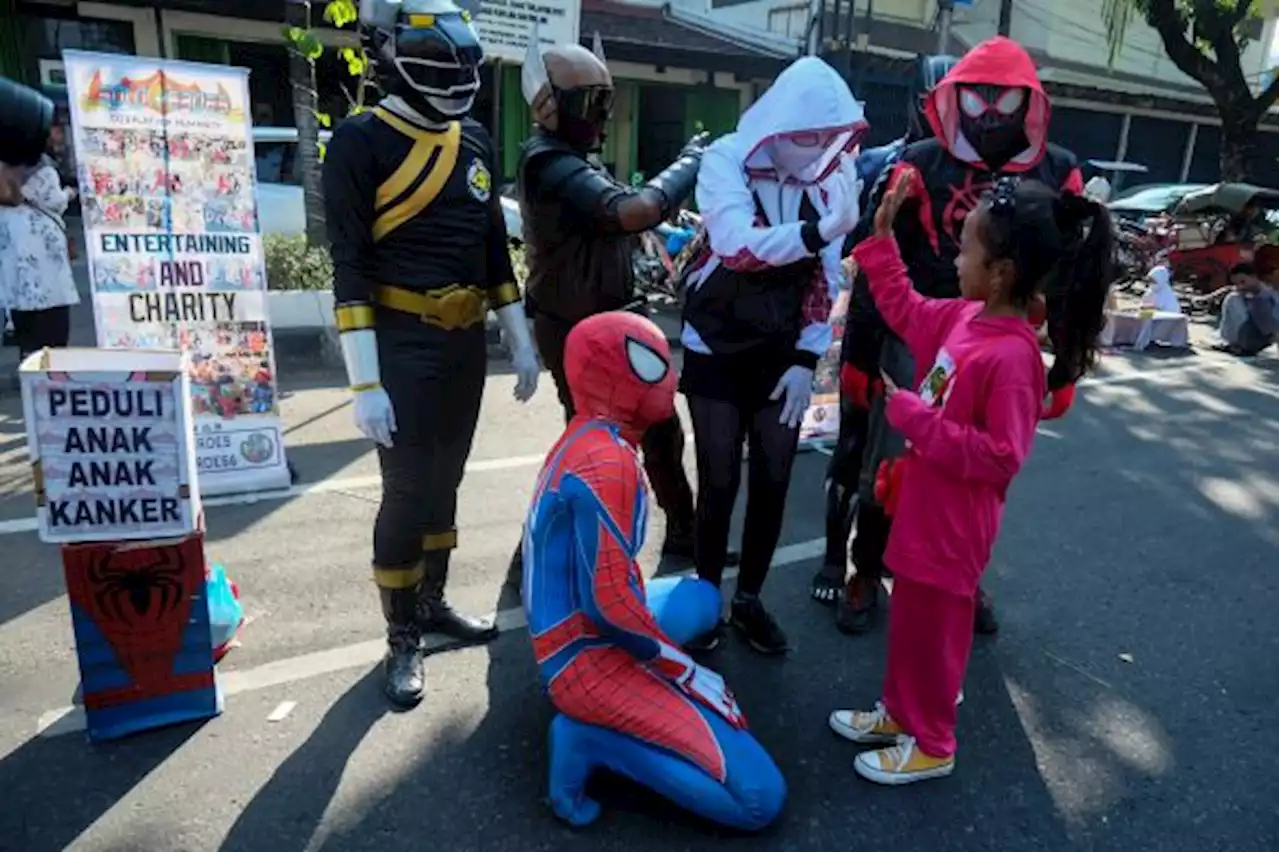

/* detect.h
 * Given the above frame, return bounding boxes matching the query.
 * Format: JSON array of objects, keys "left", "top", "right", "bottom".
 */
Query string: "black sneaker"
[
  {"left": 685, "top": 620, "right": 726, "bottom": 652},
  {"left": 730, "top": 597, "right": 789, "bottom": 655}
]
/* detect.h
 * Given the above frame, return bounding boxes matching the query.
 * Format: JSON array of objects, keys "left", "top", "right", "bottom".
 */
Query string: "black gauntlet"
[{"left": 646, "top": 151, "right": 702, "bottom": 220}]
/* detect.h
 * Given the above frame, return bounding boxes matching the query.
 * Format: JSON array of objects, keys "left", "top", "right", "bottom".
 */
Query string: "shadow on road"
[
  {"left": 218, "top": 669, "right": 388, "bottom": 852},
  {"left": 0, "top": 721, "right": 205, "bottom": 852}
]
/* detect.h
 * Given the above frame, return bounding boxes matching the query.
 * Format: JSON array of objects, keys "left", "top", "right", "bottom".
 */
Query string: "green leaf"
[
  {"left": 301, "top": 32, "right": 325, "bottom": 60},
  {"left": 285, "top": 26, "right": 306, "bottom": 44},
  {"left": 315, "top": 111, "right": 332, "bottom": 127},
  {"left": 317, "top": 141, "right": 328, "bottom": 163},
  {"left": 323, "top": 0, "right": 358, "bottom": 28},
  {"left": 347, "top": 104, "right": 369, "bottom": 116}
]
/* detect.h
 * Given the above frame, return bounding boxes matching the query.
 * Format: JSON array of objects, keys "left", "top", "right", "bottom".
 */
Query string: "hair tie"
[{"left": 989, "top": 176, "right": 1019, "bottom": 217}]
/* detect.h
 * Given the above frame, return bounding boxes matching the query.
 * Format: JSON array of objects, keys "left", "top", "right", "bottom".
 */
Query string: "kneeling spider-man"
[{"left": 522, "top": 311, "right": 786, "bottom": 830}]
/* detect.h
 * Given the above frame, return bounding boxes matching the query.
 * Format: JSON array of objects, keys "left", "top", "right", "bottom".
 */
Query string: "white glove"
[
  {"left": 817, "top": 152, "right": 862, "bottom": 245},
  {"left": 338, "top": 326, "right": 397, "bottom": 447},
  {"left": 680, "top": 664, "right": 747, "bottom": 728},
  {"left": 353, "top": 386, "right": 397, "bottom": 448},
  {"left": 495, "top": 302, "right": 539, "bottom": 403},
  {"left": 511, "top": 345, "right": 539, "bottom": 402},
  {"left": 770, "top": 365, "right": 814, "bottom": 429}
]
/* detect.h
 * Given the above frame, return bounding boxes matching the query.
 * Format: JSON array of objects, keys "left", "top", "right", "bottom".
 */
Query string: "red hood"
[{"left": 925, "top": 36, "right": 1050, "bottom": 173}]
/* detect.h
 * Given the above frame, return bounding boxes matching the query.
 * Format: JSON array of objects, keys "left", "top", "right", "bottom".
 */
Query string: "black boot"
[
  {"left": 379, "top": 585, "right": 425, "bottom": 708},
  {"left": 417, "top": 550, "right": 499, "bottom": 644}
]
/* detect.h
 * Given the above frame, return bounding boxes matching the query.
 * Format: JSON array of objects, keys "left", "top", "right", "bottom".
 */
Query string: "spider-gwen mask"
[
  {"left": 764, "top": 130, "right": 844, "bottom": 184},
  {"left": 564, "top": 311, "right": 677, "bottom": 439},
  {"left": 957, "top": 84, "right": 1030, "bottom": 171}
]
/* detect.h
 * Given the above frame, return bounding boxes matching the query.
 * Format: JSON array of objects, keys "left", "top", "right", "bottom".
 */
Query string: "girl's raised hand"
[{"left": 873, "top": 169, "right": 914, "bottom": 237}]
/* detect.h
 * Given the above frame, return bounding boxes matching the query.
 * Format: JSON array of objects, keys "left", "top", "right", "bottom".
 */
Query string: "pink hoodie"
[{"left": 853, "top": 235, "right": 1046, "bottom": 597}]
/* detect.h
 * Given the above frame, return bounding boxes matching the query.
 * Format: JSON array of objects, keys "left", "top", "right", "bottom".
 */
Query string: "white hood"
[{"left": 735, "top": 56, "right": 867, "bottom": 182}]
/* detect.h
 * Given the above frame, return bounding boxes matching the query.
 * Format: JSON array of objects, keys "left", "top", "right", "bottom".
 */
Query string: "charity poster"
[
  {"left": 20, "top": 353, "right": 202, "bottom": 544},
  {"left": 799, "top": 287, "right": 848, "bottom": 449},
  {"left": 62, "top": 50, "right": 291, "bottom": 497}
]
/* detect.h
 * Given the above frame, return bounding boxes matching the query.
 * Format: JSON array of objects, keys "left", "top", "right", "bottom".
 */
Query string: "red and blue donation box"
[{"left": 21, "top": 348, "right": 220, "bottom": 741}]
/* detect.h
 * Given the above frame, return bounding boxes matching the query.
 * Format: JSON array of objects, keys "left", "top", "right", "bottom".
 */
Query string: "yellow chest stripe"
[{"left": 372, "top": 118, "right": 462, "bottom": 243}]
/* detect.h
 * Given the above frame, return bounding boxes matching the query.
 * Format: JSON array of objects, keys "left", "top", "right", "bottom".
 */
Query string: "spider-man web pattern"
[
  {"left": 61, "top": 534, "right": 221, "bottom": 741},
  {"left": 525, "top": 420, "right": 727, "bottom": 779},
  {"left": 521, "top": 310, "right": 785, "bottom": 830}
]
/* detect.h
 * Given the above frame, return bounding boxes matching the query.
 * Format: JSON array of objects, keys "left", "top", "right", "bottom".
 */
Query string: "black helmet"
[
  {"left": 360, "top": 0, "right": 483, "bottom": 122},
  {"left": 905, "top": 54, "right": 958, "bottom": 143},
  {"left": 0, "top": 77, "right": 54, "bottom": 166}
]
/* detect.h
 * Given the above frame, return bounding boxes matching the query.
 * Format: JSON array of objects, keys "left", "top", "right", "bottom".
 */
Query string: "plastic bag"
[{"left": 206, "top": 561, "right": 244, "bottom": 662}]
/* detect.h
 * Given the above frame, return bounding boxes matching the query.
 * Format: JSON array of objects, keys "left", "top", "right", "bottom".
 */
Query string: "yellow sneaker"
[
  {"left": 828, "top": 701, "right": 903, "bottom": 745},
  {"left": 854, "top": 735, "right": 955, "bottom": 785}
]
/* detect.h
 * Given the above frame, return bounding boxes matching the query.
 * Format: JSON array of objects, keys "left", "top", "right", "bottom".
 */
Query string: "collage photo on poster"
[{"left": 68, "top": 68, "right": 280, "bottom": 431}]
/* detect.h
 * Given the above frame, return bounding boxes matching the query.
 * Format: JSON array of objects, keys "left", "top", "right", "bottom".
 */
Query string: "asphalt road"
[{"left": 0, "top": 349, "right": 1276, "bottom": 852}]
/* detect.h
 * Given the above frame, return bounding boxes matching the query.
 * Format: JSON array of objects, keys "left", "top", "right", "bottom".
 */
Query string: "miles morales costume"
[
  {"left": 522, "top": 311, "right": 785, "bottom": 830},
  {"left": 513, "top": 33, "right": 715, "bottom": 569},
  {"left": 323, "top": 0, "right": 541, "bottom": 707},
  {"left": 837, "top": 37, "right": 1083, "bottom": 636},
  {"left": 812, "top": 54, "right": 957, "bottom": 607}
]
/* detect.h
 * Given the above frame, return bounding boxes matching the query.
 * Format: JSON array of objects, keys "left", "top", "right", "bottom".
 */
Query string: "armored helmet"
[
  {"left": 359, "top": 0, "right": 483, "bottom": 120},
  {"left": 522, "top": 31, "right": 615, "bottom": 152}
]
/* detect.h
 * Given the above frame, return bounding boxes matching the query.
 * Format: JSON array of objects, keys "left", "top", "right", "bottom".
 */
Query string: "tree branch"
[
  {"left": 1145, "top": 0, "right": 1222, "bottom": 92},
  {"left": 1252, "top": 73, "right": 1279, "bottom": 121}
]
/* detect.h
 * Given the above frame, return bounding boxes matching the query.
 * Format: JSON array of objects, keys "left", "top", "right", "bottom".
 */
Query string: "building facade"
[
  {"left": 682, "top": 0, "right": 1280, "bottom": 185},
  {"left": 1, "top": 0, "right": 790, "bottom": 184}
]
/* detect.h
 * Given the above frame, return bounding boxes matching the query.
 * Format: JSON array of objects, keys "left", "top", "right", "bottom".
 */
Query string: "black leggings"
[
  {"left": 10, "top": 306, "right": 71, "bottom": 360},
  {"left": 688, "top": 395, "right": 800, "bottom": 596},
  {"left": 372, "top": 324, "right": 486, "bottom": 568}
]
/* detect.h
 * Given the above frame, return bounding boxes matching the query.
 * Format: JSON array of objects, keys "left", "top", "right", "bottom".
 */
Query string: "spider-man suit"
[{"left": 522, "top": 311, "right": 785, "bottom": 830}]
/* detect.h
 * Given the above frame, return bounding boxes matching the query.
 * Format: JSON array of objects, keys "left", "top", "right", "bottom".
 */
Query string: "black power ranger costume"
[
  {"left": 812, "top": 54, "right": 958, "bottom": 608},
  {"left": 323, "top": 0, "right": 540, "bottom": 708},
  {"left": 836, "top": 36, "right": 1084, "bottom": 636},
  {"left": 511, "top": 32, "right": 712, "bottom": 571}
]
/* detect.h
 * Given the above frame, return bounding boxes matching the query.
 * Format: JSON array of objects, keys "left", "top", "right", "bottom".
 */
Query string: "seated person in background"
[
  {"left": 1214, "top": 263, "right": 1278, "bottom": 355},
  {"left": 1141, "top": 264, "right": 1181, "bottom": 314}
]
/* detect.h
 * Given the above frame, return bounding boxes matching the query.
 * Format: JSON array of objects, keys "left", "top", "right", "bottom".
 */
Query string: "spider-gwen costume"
[{"left": 522, "top": 311, "right": 785, "bottom": 831}]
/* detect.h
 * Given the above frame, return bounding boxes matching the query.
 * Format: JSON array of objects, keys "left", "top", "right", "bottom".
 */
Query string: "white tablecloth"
[{"left": 1099, "top": 311, "right": 1190, "bottom": 350}]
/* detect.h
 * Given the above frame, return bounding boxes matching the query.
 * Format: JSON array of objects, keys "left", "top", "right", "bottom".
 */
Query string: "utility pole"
[
  {"left": 997, "top": 0, "right": 1013, "bottom": 36},
  {"left": 936, "top": 0, "right": 954, "bottom": 54}
]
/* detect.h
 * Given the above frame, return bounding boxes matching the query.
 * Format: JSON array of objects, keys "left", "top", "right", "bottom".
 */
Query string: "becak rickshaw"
[{"left": 1168, "top": 182, "right": 1280, "bottom": 293}]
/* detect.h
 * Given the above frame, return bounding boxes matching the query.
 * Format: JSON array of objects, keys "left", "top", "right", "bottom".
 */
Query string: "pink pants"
[{"left": 882, "top": 575, "right": 976, "bottom": 758}]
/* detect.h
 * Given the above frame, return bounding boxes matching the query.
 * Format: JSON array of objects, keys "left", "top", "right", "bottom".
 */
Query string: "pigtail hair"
[{"left": 1045, "top": 194, "right": 1114, "bottom": 389}]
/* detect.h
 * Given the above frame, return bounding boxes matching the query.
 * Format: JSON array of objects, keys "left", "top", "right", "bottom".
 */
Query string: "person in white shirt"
[
  {"left": 0, "top": 154, "right": 80, "bottom": 361},
  {"left": 1141, "top": 264, "right": 1182, "bottom": 314}
]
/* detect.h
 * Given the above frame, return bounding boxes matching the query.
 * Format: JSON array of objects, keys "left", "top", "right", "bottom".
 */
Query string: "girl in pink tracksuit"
[{"left": 828, "top": 173, "right": 1113, "bottom": 785}]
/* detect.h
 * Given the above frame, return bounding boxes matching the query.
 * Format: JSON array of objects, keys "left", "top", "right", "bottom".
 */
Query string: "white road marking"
[
  {"left": 33, "top": 537, "right": 827, "bottom": 739},
  {"left": 266, "top": 700, "right": 297, "bottom": 722}
]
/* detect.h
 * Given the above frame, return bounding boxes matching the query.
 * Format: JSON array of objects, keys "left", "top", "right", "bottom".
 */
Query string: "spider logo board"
[{"left": 60, "top": 532, "right": 222, "bottom": 741}]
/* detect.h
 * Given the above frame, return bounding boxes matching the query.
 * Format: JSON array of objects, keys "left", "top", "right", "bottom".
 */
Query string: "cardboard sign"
[
  {"left": 20, "top": 347, "right": 201, "bottom": 544},
  {"left": 61, "top": 532, "right": 222, "bottom": 741}
]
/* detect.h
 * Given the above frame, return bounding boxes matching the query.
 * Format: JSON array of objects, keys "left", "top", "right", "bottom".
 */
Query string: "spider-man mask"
[
  {"left": 564, "top": 311, "right": 676, "bottom": 438},
  {"left": 957, "top": 84, "right": 1030, "bottom": 170}
]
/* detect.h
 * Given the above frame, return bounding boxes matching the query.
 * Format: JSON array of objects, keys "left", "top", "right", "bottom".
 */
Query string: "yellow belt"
[{"left": 374, "top": 284, "right": 487, "bottom": 331}]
